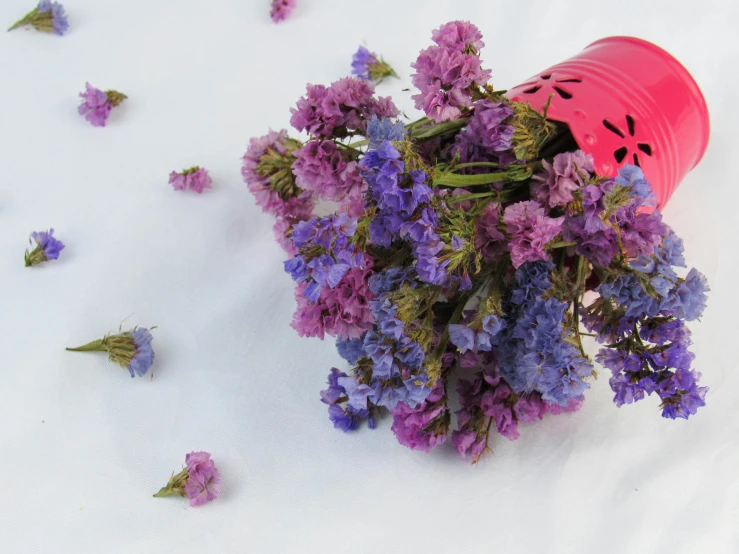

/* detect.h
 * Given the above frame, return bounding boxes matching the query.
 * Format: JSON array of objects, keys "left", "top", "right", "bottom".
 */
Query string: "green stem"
[
  {"left": 447, "top": 192, "right": 497, "bottom": 204},
  {"left": 66, "top": 339, "right": 106, "bottom": 353},
  {"left": 8, "top": 12, "right": 33, "bottom": 31},
  {"left": 433, "top": 171, "right": 510, "bottom": 187},
  {"left": 410, "top": 117, "right": 469, "bottom": 141},
  {"left": 451, "top": 162, "right": 500, "bottom": 170}
]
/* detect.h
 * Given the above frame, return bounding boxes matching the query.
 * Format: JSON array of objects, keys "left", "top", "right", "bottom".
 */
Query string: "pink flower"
[
  {"left": 185, "top": 465, "right": 221, "bottom": 507},
  {"left": 503, "top": 201, "right": 564, "bottom": 268},
  {"left": 431, "top": 20, "right": 485, "bottom": 53},
  {"left": 168, "top": 167, "right": 213, "bottom": 194},
  {"left": 270, "top": 0, "right": 295, "bottom": 23},
  {"left": 242, "top": 129, "right": 314, "bottom": 220},
  {"left": 78, "top": 83, "right": 126, "bottom": 127},
  {"left": 291, "top": 262, "right": 375, "bottom": 340}
]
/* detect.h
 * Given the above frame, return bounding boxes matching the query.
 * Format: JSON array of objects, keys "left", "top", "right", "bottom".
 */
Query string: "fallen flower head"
[
  {"left": 154, "top": 451, "right": 221, "bottom": 507},
  {"left": 8, "top": 0, "right": 68, "bottom": 36},
  {"left": 25, "top": 228, "right": 65, "bottom": 267},
  {"left": 66, "top": 327, "right": 155, "bottom": 378},
  {"left": 78, "top": 83, "right": 127, "bottom": 127},
  {"left": 169, "top": 166, "right": 213, "bottom": 193}
]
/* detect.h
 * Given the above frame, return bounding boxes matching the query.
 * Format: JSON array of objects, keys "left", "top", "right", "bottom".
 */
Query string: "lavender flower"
[
  {"left": 78, "top": 83, "right": 126, "bottom": 127},
  {"left": 8, "top": 0, "right": 68, "bottom": 35},
  {"left": 66, "top": 327, "right": 155, "bottom": 378},
  {"left": 270, "top": 0, "right": 296, "bottom": 23},
  {"left": 502, "top": 201, "right": 564, "bottom": 268},
  {"left": 352, "top": 46, "right": 398, "bottom": 84},
  {"left": 532, "top": 151, "right": 594, "bottom": 208},
  {"left": 24, "top": 228, "right": 65, "bottom": 267},
  {"left": 411, "top": 22, "right": 491, "bottom": 122},
  {"left": 320, "top": 368, "right": 375, "bottom": 431},
  {"left": 154, "top": 451, "right": 221, "bottom": 507},
  {"left": 169, "top": 167, "right": 213, "bottom": 194}
]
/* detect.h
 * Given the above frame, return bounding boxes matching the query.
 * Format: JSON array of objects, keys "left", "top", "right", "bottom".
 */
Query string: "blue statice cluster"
[
  {"left": 589, "top": 232, "right": 709, "bottom": 419},
  {"left": 283, "top": 212, "right": 364, "bottom": 301},
  {"left": 598, "top": 234, "right": 708, "bottom": 322},
  {"left": 498, "top": 261, "right": 593, "bottom": 406},
  {"left": 320, "top": 368, "right": 375, "bottom": 431},
  {"left": 448, "top": 314, "right": 506, "bottom": 354}
]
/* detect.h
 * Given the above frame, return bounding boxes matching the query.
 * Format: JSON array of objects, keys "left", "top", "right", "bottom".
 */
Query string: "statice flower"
[
  {"left": 502, "top": 201, "right": 564, "bottom": 268},
  {"left": 474, "top": 203, "right": 506, "bottom": 262},
  {"left": 292, "top": 140, "right": 364, "bottom": 203},
  {"left": 66, "top": 327, "right": 155, "bottom": 378},
  {"left": 352, "top": 46, "right": 398, "bottom": 84},
  {"left": 169, "top": 167, "right": 213, "bottom": 194},
  {"left": 154, "top": 451, "right": 221, "bottom": 507},
  {"left": 366, "top": 115, "right": 406, "bottom": 149},
  {"left": 615, "top": 164, "right": 656, "bottom": 207},
  {"left": 290, "top": 77, "right": 399, "bottom": 139},
  {"left": 456, "top": 100, "right": 514, "bottom": 154},
  {"left": 390, "top": 381, "right": 450, "bottom": 452},
  {"left": 242, "top": 129, "right": 314, "bottom": 219},
  {"left": 270, "top": 0, "right": 296, "bottom": 23},
  {"left": 9, "top": 0, "right": 68, "bottom": 35},
  {"left": 78, "top": 83, "right": 126, "bottom": 127},
  {"left": 336, "top": 335, "right": 366, "bottom": 364},
  {"left": 499, "top": 262, "right": 593, "bottom": 405},
  {"left": 532, "top": 151, "right": 594, "bottom": 208},
  {"left": 320, "top": 368, "right": 374, "bottom": 431},
  {"left": 411, "top": 22, "right": 491, "bottom": 122},
  {"left": 24, "top": 228, "right": 65, "bottom": 267},
  {"left": 291, "top": 264, "right": 375, "bottom": 340},
  {"left": 431, "top": 20, "right": 485, "bottom": 53}
]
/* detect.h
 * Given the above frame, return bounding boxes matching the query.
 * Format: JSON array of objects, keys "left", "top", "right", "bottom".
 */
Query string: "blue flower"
[
  {"left": 366, "top": 115, "right": 406, "bottom": 149},
  {"left": 615, "top": 164, "right": 656, "bottom": 206},
  {"left": 336, "top": 336, "right": 365, "bottom": 365},
  {"left": 449, "top": 324, "right": 475, "bottom": 353},
  {"left": 128, "top": 328, "right": 155, "bottom": 378},
  {"left": 284, "top": 256, "right": 309, "bottom": 282}
]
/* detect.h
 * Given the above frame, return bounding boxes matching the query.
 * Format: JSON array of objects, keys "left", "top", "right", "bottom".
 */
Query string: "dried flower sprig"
[
  {"left": 169, "top": 167, "right": 213, "bottom": 193},
  {"left": 78, "top": 83, "right": 127, "bottom": 127},
  {"left": 352, "top": 46, "right": 398, "bottom": 84},
  {"left": 8, "top": 0, "right": 68, "bottom": 36},
  {"left": 66, "top": 327, "right": 155, "bottom": 378},
  {"left": 154, "top": 452, "right": 221, "bottom": 507},
  {"left": 25, "top": 228, "right": 65, "bottom": 267}
]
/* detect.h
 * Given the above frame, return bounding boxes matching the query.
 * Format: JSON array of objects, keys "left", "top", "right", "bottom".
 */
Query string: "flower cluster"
[
  {"left": 154, "top": 451, "right": 221, "bottom": 507},
  {"left": 169, "top": 166, "right": 213, "bottom": 194},
  {"left": 78, "top": 83, "right": 127, "bottom": 127},
  {"left": 246, "top": 21, "right": 710, "bottom": 462},
  {"left": 8, "top": 0, "right": 68, "bottom": 35},
  {"left": 411, "top": 21, "right": 491, "bottom": 122}
]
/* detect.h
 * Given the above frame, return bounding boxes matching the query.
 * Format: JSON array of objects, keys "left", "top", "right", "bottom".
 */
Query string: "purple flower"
[
  {"left": 502, "top": 201, "right": 564, "bottom": 268},
  {"left": 25, "top": 228, "right": 65, "bottom": 266},
  {"left": 154, "top": 452, "right": 221, "bottom": 507},
  {"left": 411, "top": 45, "right": 491, "bottom": 122},
  {"left": 615, "top": 164, "right": 656, "bottom": 207},
  {"left": 292, "top": 139, "right": 364, "bottom": 202},
  {"left": 366, "top": 115, "right": 406, "bottom": 149},
  {"left": 66, "top": 327, "right": 155, "bottom": 378},
  {"left": 449, "top": 324, "right": 476, "bottom": 353},
  {"left": 9, "top": 0, "right": 68, "bottom": 35},
  {"left": 78, "top": 83, "right": 126, "bottom": 127},
  {"left": 431, "top": 20, "right": 484, "bottom": 53},
  {"left": 290, "top": 77, "right": 399, "bottom": 139},
  {"left": 474, "top": 203, "right": 506, "bottom": 262},
  {"left": 390, "top": 381, "right": 449, "bottom": 452},
  {"left": 336, "top": 335, "right": 365, "bottom": 365},
  {"left": 320, "top": 369, "right": 374, "bottom": 431},
  {"left": 242, "top": 129, "right": 314, "bottom": 220},
  {"left": 351, "top": 46, "right": 398, "bottom": 84},
  {"left": 270, "top": 0, "right": 295, "bottom": 23},
  {"left": 532, "top": 151, "right": 594, "bottom": 208},
  {"left": 456, "top": 100, "right": 514, "bottom": 153},
  {"left": 169, "top": 167, "right": 213, "bottom": 194},
  {"left": 657, "top": 369, "right": 708, "bottom": 420},
  {"left": 184, "top": 452, "right": 221, "bottom": 507}
]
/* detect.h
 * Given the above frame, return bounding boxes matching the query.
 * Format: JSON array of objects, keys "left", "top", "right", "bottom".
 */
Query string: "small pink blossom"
[{"left": 168, "top": 167, "right": 213, "bottom": 194}]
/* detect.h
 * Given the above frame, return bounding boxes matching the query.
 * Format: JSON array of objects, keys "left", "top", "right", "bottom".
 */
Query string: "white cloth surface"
[{"left": 1, "top": 0, "right": 738, "bottom": 552}]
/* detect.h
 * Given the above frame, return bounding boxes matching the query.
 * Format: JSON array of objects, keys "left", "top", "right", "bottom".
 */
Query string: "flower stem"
[
  {"left": 66, "top": 339, "right": 106, "bottom": 352},
  {"left": 8, "top": 11, "right": 33, "bottom": 32}
]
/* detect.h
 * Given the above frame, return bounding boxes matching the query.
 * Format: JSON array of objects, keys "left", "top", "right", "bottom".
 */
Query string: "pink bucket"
[{"left": 505, "top": 36, "right": 710, "bottom": 209}]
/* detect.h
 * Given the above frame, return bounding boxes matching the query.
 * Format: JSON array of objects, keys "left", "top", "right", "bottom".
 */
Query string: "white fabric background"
[{"left": 1, "top": 0, "right": 737, "bottom": 552}]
